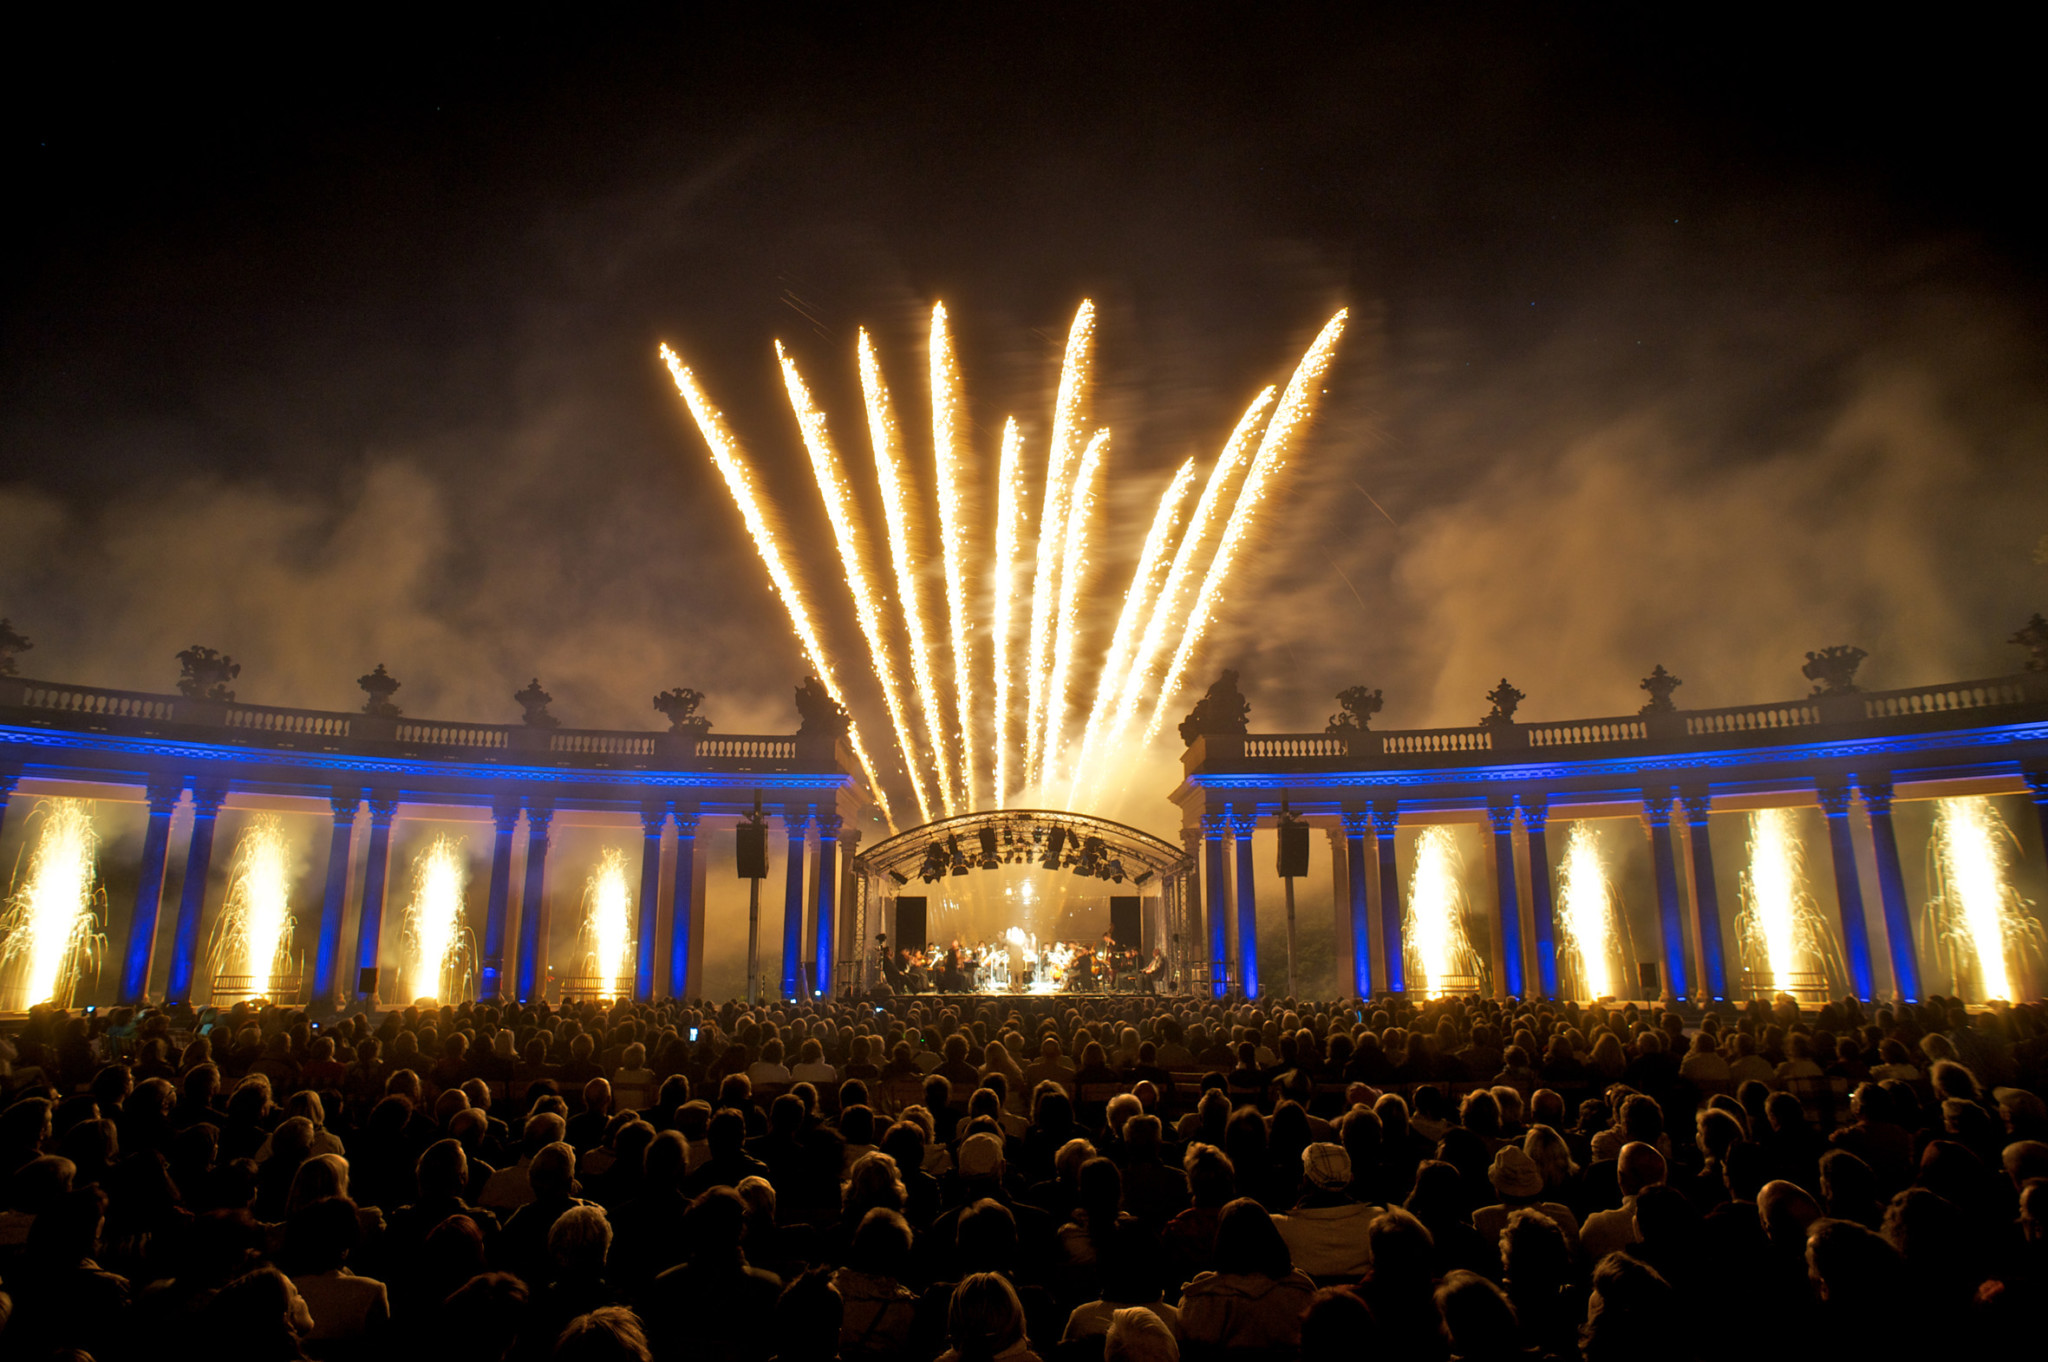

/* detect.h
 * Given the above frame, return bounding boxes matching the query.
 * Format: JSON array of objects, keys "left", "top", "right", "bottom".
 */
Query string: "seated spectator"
[
  {"left": 1497, "top": 1208, "right": 1577, "bottom": 1357},
  {"left": 1161, "top": 1143, "right": 1234, "bottom": 1285},
  {"left": 831, "top": 1207, "right": 919, "bottom": 1359},
  {"left": 1104, "top": 1303, "right": 1181, "bottom": 1362},
  {"left": 644, "top": 1188, "right": 784, "bottom": 1362},
  {"left": 937, "top": 1271, "right": 1042, "bottom": 1362},
  {"left": 1273, "top": 1142, "right": 1378, "bottom": 1281},
  {"left": 1061, "top": 1219, "right": 1181, "bottom": 1345},
  {"left": 1580, "top": 1142, "right": 1664, "bottom": 1262},
  {"left": 613, "top": 1044, "right": 658, "bottom": 1114},
  {"left": 498, "top": 1141, "right": 590, "bottom": 1286},
  {"left": 282, "top": 1195, "right": 390, "bottom": 1362},
  {"left": 1434, "top": 1268, "right": 1526, "bottom": 1362},
  {"left": 1580, "top": 1251, "right": 1684, "bottom": 1362},
  {"left": 1176, "top": 1199, "right": 1316, "bottom": 1362},
  {"left": 1473, "top": 1145, "right": 1579, "bottom": 1255}
]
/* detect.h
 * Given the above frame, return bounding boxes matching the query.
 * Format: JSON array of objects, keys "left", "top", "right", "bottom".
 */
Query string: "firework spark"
[
  {"left": 1931, "top": 797, "right": 2033, "bottom": 1001},
  {"left": 214, "top": 816, "right": 294, "bottom": 1001},
  {"left": 857, "top": 330, "right": 950, "bottom": 818},
  {"left": 405, "top": 834, "right": 470, "bottom": 1004},
  {"left": 1023, "top": 301, "right": 1097, "bottom": 792},
  {"left": 990, "top": 417, "right": 1026, "bottom": 809},
  {"left": 1555, "top": 821, "right": 1617, "bottom": 999},
  {"left": 1406, "top": 823, "right": 1476, "bottom": 997},
  {"left": 930, "top": 303, "right": 979, "bottom": 808},
  {"left": 0, "top": 799, "right": 104, "bottom": 1009},
  {"left": 1740, "top": 808, "right": 1819, "bottom": 996},
  {"left": 663, "top": 343, "right": 897, "bottom": 828},
  {"left": 778, "top": 342, "right": 934, "bottom": 824},
  {"left": 1041, "top": 428, "right": 1109, "bottom": 791},
  {"left": 1143, "top": 310, "right": 1349, "bottom": 744},
  {"left": 584, "top": 846, "right": 635, "bottom": 999}
]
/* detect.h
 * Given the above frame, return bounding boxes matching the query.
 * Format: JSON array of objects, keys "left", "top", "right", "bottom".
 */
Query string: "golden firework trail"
[
  {"left": 584, "top": 847, "right": 634, "bottom": 1000},
  {"left": 778, "top": 342, "right": 935, "bottom": 824},
  {"left": 1089, "top": 388, "right": 1276, "bottom": 786},
  {"left": 1, "top": 799, "right": 104, "bottom": 1009},
  {"left": 1041, "top": 428, "right": 1109, "bottom": 790},
  {"left": 1023, "top": 301, "right": 1097, "bottom": 792},
  {"left": 212, "top": 815, "right": 294, "bottom": 1001},
  {"left": 1066, "top": 457, "right": 1198, "bottom": 806},
  {"left": 859, "top": 329, "right": 955, "bottom": 817},
  {"left": 406, "top": 834, "right": 469, "bottom": 1004},
  {"left": 990, "top": 417, "right": 1027, "bottom": 809},
  {"left": 929, "top": 304, "right": 978, "bottom": 808},
  {"left": 1142, "top": 309, "right": 1349, "bottom": 744},
  {"left": 662, "top": 344, "right": 898, "bottom": 828}
]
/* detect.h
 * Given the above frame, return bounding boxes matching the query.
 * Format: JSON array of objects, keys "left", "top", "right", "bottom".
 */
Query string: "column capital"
[
  {"left": 190, "top": 781, "right": 230, "bottom": 818},
  {"left": 840, "top": 826, "right": 862, "bottom": 853},
  {"left": 1815, "top": 780, "right": 1855, "bottom": 818},
  {"left": 1228, "top": 812, "right": 1258, "bottom": 839},
  {"left": 817, "top": 813, "right": 844, "bottom": 838},
  {"left": 492, "top": 793, "right": 523, "bottom": 833},
  {"left": 145, "top": 774, "right": 186, "bottom": 815},
  {"left": 1640, "top": 786, "right": 1676, "bottom": 827},
  {"left": 673, "top": 810, "right": 702, "bottom": 837},
  {"left": 1520, "top": 795, "right": 1550, "bottom": 832},
  {"left": 1858, "top": 774, "right": 1896, "bottom": 814},
  {"left": 1485, "top": 798, "right": 1518, "bottom": 834},
  {"left": 781, "top": 808, "right": 813, "bottom": 834},
  {"left": 523, "top": 793, "right": 554, "bottom": 833},
  {"left": 329, "top": 786, "right": 364, "bottom": 821},
  {"left": 1677, "top": 786, "right": 1712, "bottom": 823},
  {"left": 1201, "top": 812, "right": 1232, "bottom": 839},
  {"left": 2021, "top": 768, "right": 2048, "bottom": 803},
  {"left": 1339, "top": 809, "right": 1374, "bottom": 837},
  {"left": 367, "top": 793, "right": 402, "bottom": 825},
  {"left": 640, "top": 798, "right": 671, "bottom": 837},
  {"left": 1370, "top": 803, "right": 1401, "bottom": 836}
]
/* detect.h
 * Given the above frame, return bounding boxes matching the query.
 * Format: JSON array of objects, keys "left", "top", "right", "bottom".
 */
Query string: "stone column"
[
  {"left": 313, "top": 787, "right": 363, "bottom": 1006},
  {"left": 1817, "top": 780, "right": 1876, "bottom": 1002},
  {"left": 1677, "top": 786, "right": 1728, "bottom": 1002},
  {"left": 814, "top": 815, "right": 841, "bottom": 998},
  {"left": 1341, "top": 811, "right": 1374, "bottom": 997},
  {"left": 514, "top": 798, "right": 553, "bottom": 1003},
  {"left": 668, "top": 810, "right": 700, "bottom": 999},
  {"left": 2027, "top": 771, "right": 2048, "bottom": 889},
  {"left": 479, "top": 794, "right": 521, "bottom": 1002},
  {"left": 165, "top": 782, "right": 229, "bottom": 1006},
  {"left": 838, "top": 828, "right": 863, "bottom": 991},
  {"left": 781, "top": 808, "right": 811, "bottom": 1000},
  {"left": 636, "top": 801, "right": 669, "bottom": 1003},
  {"left": 1858, "top": 776, "right": 1920, "bottom": 1003},
  {"left": 352, "top": 794, "right": 401, "bottom": 1003},
  {"left": 1641, "top": 788, "right": 1685, "bottom": 1002},
  {"left": 1522, "top": 797, "right": 1560, "bottom": 1000},
  {"left": 1373, "top": 801, "right": 1406, "bottom": 993},
  {"left": 119, "top": 776, "right": 187, "bottom": 1006},
  {"left": 1486, "top": 799, "right": 1526, "bottom": 998},
  {"left": 1202, "top": 813, "right": 1229, "bottom": 998},
  {"left": 0, "top": 769, "right": 16, "bottom": 842},
  {"left": 1232, "top": 809, "right": 1260, "bottom": 998}
]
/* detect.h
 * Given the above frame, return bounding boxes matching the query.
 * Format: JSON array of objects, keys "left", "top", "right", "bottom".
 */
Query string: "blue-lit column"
[
  {"left": 1678, "top": 787, "right": 1728, "bottom": 1002},
  {"left": 1373, "top": 801, "right": 1406, "bottom": 993},
  {"left": 1858, "top": 776, "right": 1920, "bottom": 1003},
  {"left": 355, "top": 794, "right": 400, "bottom": 1003},
  {"left": 1341, "top": 811, "right": 1374, "bottom": 996},
  {"left": 1817, "top": 781, "right": 1876, "bottom": 1002},
  {"left": 165, "top": 783, "right": 229, "bottom": 1005},
  {"left": 635, "top": 801, "right": 667, "bottom": 1003},
  {"left": 1522, "top": 797, "right": 1560, "bottom": 1000},
  {"left": 814, "top": 815, "right": 840, "bottom": 998},
  {"left": 479, "top": 794, "right": 521, "bottom": 1001},
  {"left": 1641, "top": 788, "right": 1685, "bottom": 1001},
  {"left": 1232, "top": 809, "right": 1259, "bottom": 998},
  {"left": 119, "top": 777, "right": 186, "bottom": 1006},
  {"left": 312, "top": 788, "right": 362, "bottom": 1006},
  {"left": 514, "top": 798, "right": 554, "bottom": 1003},
  {"left": 0, "top": 769, "right": 17, "bottom": 841},
  {"left": 1202, "top": 813, "right": 1229, "bottom": 998},
  {"left": 669, "top": 810, "right": 699, "bottom": 999},
  {"left": 1486, "top": 799, "right": 1525, "bottom": 998},
  {"left": 781, "top": 808, "right": 811, "bottom": 1000}
]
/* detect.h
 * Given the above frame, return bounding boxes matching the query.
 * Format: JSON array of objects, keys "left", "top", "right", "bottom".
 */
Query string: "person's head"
[
  {"left": 1301, "top": 1142, "right": 1352, "bottom": 1198},
  {"left": 416, "top": 1137, "right": 469, "bottom": 1201},
  {"left": 1487, "top": 1145, "right": 1545, "bottom": 1204},
  {"left": 1104, "top": 1305, "right": 1180, "bottom": 1362},
  {"left": 958, "top": 1132, "right": 1007, "bottom": 1184},
  {"left": 1078, "top": 1156, "right": 1124, "bottom": 1225},
  {"left": 685, "top": 1186, "right": 748, "bottom": 1258},
  {"left": 849, "top": 1206, "right": 913, "bottom": 1280},
  {"left": 1213, "top": 1197, "right": 1292, "bottom": 1278},
  {"left": 1615, "top": 1141, "right": 1667, "bottom": 1198},
  {"left": 204, "top": 1265, "right": 314, "bottom": 1360},
  {"left": 282, "top": 1195, "right": 361, "bottom": 1274},
  {"left": 7, "top": 1154, "right": 76, "bottom": 1214},
  {"left": 1435, "top": 1269, "right": 1520, "bottom": 1359},
  {"left": 1758, "top": 1180, "right": 1824, "bottom": 1251},
  {"left": 1805, "top": 1217, "right": 1906, "bottom": 1305},
  {"left": 735, "top": 1175, "right": 777, "bottom": 1225},
  {"left": 1498, "top": 1207, "right": 1570, "bottom": 1296},
  {"left": 770, "top": 1269, "right": 844, "bottom": 1362},
  {"left": 550, "top": 1204, "right": 614, "bottom": 1279},
  {"left": 553, "top": 1305, "right": 652, "bottom": 1362},
  {"left": 1184, "top": 1142, "right": 1236, "bottom": 1209},
  {"left": 956, "top": 1197, "right": 1020, "bottom": 1273},
  {"left": 945, "top": 1272, "right": 1028, "bottom": 1362}
]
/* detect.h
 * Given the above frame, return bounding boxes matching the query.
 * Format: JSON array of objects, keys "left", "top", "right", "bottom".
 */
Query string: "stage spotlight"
[
  {"left": 979, "top": 827, "right": 1000, "bottom": 869},
  {"left": 1133, "top": 870, "right": 1154, "bottom": 886},
  {"left": 1041, "top": 827, "right": 1067, "bottom": 869},
  {"left": 888, "top": 870, "right": 909, "bottom": 886}
]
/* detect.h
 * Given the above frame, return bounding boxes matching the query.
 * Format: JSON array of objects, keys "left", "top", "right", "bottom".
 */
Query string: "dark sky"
[{"left": 3, "top": 6, "right": 2044, "bottom": 823}]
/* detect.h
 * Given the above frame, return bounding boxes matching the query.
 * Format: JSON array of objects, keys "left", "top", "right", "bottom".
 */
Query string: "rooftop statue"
[
  {"left": 514, "top": 678, "right": 559, "bottom": 728},
  {"left": 1802, "top": 645, "right": 1867, "bottom": 696},
  {"left": 2012, "top": 613, "right": 2048, "bottom": 673},
  {"left": 794, "top": 674, "right": 849, "bottom": 738},
  {"left": 0, "top": 618, "right": 32, "bottom": 677},
  {"left": 1480, "top": 677, "right": 1525, "bottom": 729},
  {"left": 1325, "top": 685, "right": 1384, "bottom": 733},
  {"left": 1639, "top": 664, "right": 1683, "bottom": 714},
  {"left": 1179, "top": 669, "right": 1251, "bottom": 745},
  {"left": 357, "top": 663, "right": 402, "bottom": 717},
  {"left": 654, "top": 686, "right": 713, "bottom": 732},
  {"left": 176, "top": 645, "right": 239, "bottom": 702}
]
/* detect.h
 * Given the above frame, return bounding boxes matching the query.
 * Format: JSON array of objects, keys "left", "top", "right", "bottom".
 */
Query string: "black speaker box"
[
  {"left": 895, "top": 897, "right": 928, "bottom": 954},
  {"left": 1277, "top": 821, "right": 1310, "bottom": 878},
  {"left": 1637, "top": 962, "right": 1661, "bottom": 996},
  {"left": 735, "top": 820, "right": 769, "bottom": 879},
  {"left": 358, "top": 967, "right": 380, "bottom": 996},
  {"left": 1110, "top": 896, "right": 1141, "bottom": 949}
]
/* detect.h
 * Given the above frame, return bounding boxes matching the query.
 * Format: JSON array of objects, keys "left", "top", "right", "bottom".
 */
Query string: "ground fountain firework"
[
  {"left": 404, "top": 835, "right": 473, "bottom": 1004},
  {"left": 0, "top": 799, "right": 105, "bottom": 1010}
]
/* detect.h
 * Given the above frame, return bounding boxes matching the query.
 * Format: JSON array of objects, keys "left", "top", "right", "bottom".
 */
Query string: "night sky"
[{"left": 4, "top": 7, "right": 2044, "bottom": 830}]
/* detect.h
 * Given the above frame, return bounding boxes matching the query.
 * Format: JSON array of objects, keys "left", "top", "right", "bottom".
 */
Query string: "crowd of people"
[{"left": 1, "top": 986, "right": 2044, "bottom": 1362}]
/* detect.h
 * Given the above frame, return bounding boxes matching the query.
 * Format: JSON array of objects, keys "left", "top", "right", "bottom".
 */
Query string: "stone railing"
[
  {"left": 1194, "top": 672, "right": 2048, "bottom": 771},
  {"left": 0, "top": 675, "right": 827, "bottom": 774}
]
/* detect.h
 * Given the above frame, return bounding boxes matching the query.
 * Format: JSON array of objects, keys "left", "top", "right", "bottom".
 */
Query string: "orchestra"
[{"left": 875, "top": 931, "right": 1158, "bottom": 994}]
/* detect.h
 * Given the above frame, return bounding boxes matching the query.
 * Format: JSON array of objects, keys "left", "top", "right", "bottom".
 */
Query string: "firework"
[
  {"left": 1406, "top": 824, "right": 1477, "bottom": 997},
  {"left": 0, "top": 799, "right": 105, "bottom": 1009},
  {"left": 1023, "top": 301, "right": 1098, "bottom": 792},
  {"left": 1041, "top": 428, "right": 1109, "bottom": 790},
  {"left": 1737, "top": 807, "right": 1839, "bottom": 998},
  {"left": 857, "top": 330, "right": 950, "bottom": 818},
  {"left": 584, "top": 847, "right": 635, "bottom": 999},
  {"left": 213, "top": 816, "right": 294, "bottom": 1000},
  {"left": 1143, "top": 310, "right": 1349, "bottom": 744},
  {"left": 778, "top": 342, "right": 934, "bottom": 824},
  {"left": 663, "top": 343, "right": 897, "bottom": 828},
  {"left": 930, "top": 303, "right": 979, "bottom": 808},
  {"left": 1554, "top": 822, "right": 1617, "bottom": 999},
  {"left": 405, "top": 834, "right": 471, "bottom": 1003},
  {"left": 1930, "top": 797, "right": 2039, "bottom": 1001},
  {"left": 990, "top": 417, "right": 1026, "bottom": 808}
]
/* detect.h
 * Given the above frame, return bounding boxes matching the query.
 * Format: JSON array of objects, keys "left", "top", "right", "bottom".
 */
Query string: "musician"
[{"left": 1142, "top": 947, "right": 1166, "bottom": 995}]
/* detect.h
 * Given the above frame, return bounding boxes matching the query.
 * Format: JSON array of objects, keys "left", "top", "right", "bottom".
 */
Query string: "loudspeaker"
[
  {"left": 1110, "top": 896, "right": 1141, "bottom": 949},
  {"left": 1277, "top": 821, "right": 1310, "bottom": 878},
  {"left": 1637, "top": 962, "right": 1661, "bottom": 996},
  {"left": 895, "top": 897, "right": 928, "bottom": 954},
  {"left": 735, "top": 820, "right": 768, "bottom": 879},
  {"left": 358, "top": 967, "right": 380, "bottom": 996}
]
